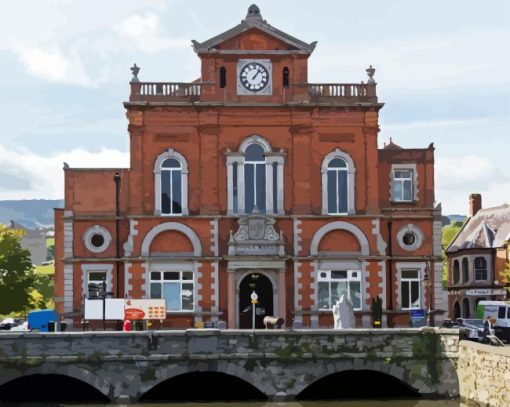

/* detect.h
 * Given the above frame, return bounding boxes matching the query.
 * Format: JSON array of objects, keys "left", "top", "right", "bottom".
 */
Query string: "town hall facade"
[{"left": 54, "top": 5, "right": 445, "bottom": 329}]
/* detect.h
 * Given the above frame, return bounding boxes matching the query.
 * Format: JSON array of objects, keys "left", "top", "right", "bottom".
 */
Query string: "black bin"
[{"left": 47, "top": 321, "right": 56, "bottom": 332}]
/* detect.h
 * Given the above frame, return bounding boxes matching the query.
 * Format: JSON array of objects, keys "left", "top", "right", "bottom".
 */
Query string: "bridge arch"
[
  {"left": 0, "top": 369, "right": 111, "bottom": 403},
  {"left": 139, "top": 363, "right": 268, "bottom": 402},
  {"left": 294, "top": 360, "right": 419, "bottom": 399}
]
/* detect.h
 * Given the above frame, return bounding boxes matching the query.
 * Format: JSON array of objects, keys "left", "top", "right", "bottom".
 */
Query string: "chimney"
[{"left": 469, "top": 193, "right": 482, "bottom": 217}]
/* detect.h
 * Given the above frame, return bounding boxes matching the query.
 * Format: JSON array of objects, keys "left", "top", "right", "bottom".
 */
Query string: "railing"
[
  {"left": 293, "top": 82, "right": 377, "bottom": 103},
  {"left": 129, "top": 82, "right": 209, "bottom": 102},
  {"left": 128, "top": 81, "right": 377, "bottom": 103}
]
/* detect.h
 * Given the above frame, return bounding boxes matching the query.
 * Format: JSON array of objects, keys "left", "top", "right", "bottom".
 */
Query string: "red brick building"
[{"left": 54, "top": 5, "right": 445, "bottom": 329}]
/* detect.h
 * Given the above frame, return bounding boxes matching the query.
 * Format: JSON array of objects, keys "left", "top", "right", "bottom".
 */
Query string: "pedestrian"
[
  {"left": 123, "top": 319, "right": 131, "bottom": 332},
  {"left": 482, "top": 316, "right": 491, "bottom": 341}
]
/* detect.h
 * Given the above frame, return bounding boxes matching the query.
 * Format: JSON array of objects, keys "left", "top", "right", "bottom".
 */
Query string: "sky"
[{"left": 0, "top": 0, "right": 508, "bottom": 215}]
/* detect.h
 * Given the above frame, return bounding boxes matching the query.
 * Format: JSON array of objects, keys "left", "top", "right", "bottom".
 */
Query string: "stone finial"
[
  {"left": 130, "top": 63, "right": 140, "bottom": 82},
  {"left": 245, "top": 4, "right": 263, "bottom": 22},
  {"left": 63, "top": 162, "right": 69, "bottom": 169},
  {"left": 366, "top": 65, "right": 376, "bottom": 84}
]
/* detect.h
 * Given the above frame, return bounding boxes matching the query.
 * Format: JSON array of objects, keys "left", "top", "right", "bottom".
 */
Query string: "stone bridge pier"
[{"left": 0, "top": 328, "right": 460, "bottom": 403}]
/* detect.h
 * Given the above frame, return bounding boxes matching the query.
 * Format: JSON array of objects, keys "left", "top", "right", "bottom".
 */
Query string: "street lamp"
[{"left": 423, "top": 261, "right": 433, "bottom": 327}]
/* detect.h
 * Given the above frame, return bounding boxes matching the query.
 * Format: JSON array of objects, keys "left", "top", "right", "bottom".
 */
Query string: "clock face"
[{"left": 239, "top": 62, "right": 270, "bottom": 92}]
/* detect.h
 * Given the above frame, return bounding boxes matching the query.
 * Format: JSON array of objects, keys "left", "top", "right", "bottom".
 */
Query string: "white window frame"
[
  {"left": 321, "top": 149, "right": 356, "bottom": 215},
  {"left": 474, "top": 256, "right": 488, "bottom": 281},
  {"left": 81, "top": 264, "right": 113, "bottom": 298},
  {"left": 390, "top": 164, "right": 418, "bottom": 203},
  {"left": 396, "top": 262, "right": 425, "bottom": 310},
  {"left": 154, "top": 149, "right": 189, "bottom": 216},
  {"left": 226, "top": 135, "right": 285, "bottom": 215},
  {"left": 317, "top": 269, "right": 362, "bottom": 311},
  {"left": 149, "top": 268, "right": 195, "bottom": 312},
  {"left": 145, "top": 262, "right": 200, "bottom": 314}
]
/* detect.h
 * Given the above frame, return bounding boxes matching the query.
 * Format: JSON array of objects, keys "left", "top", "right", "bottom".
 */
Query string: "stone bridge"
[{"left": 0, "top": 328, "right": 460, "bottom": 403}]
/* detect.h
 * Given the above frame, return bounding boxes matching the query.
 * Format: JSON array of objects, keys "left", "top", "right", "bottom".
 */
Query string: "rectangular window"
[
  {"left": 233, "top": 162, "right": 238, "bottom": 214},
  {"left": 498, "top": 307, "right": 506, "bottom": 319},
  {"left": 273, "top": 162, "right": 278, "bottom": 214},
  {"left": 318, "top": 270, "right": 361, "bottom": 310},
  {"left": 392, "top": 169, "right": 414, "bottom": 202},
  {"left": 150, "top": 270, "right": 194, "bottom": 311},
  {"left": 400, "top": 269, "right": 421, "bottom": 309}
]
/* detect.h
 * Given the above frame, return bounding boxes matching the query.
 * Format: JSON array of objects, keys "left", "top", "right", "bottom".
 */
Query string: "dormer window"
[
  {"left": 283, "top": 67, "right": 289, "bottom": 88},
  {"left": 220, "top": 67, "right": 227, "bottom": 88}
]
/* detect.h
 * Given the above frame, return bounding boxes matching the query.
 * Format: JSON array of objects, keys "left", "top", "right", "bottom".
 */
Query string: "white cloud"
[
  {"left": 14, "top": 44, "right": 95, "bottom": 86},
  {"left": 0, "top": 143, "right": 129, "bottom": 200},
  {"left": 114, "top": 13, "right": 189, "bottom": 53},
  {"left": 435, "top": 155, "right": 509, "bottom": 214}
]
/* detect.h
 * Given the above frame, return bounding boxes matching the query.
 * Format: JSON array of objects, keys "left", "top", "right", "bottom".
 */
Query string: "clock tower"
[{"left": 192, "top": 4, "right": 316, "bottom": 103}]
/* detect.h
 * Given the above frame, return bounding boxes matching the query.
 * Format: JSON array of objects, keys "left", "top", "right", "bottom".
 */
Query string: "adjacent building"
[
  {"left": 446, "top": 194, "right": 510, "bottom": 319},
  {"left": 54, "top": 5, "right": 445, "bottom": 329},
  {"left": 9, "top": 221, "right": 47, "bottom": 266}
]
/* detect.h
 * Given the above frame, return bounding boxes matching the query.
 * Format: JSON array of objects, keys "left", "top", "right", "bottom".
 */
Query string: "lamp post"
[{"left": 423, "top": 261, "right": 433, "bottom": 327}]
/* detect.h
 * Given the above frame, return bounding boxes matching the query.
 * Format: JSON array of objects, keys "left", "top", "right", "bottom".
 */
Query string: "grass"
[
  {"left": 35, "top": 264, "right": 54, "bottom": 275},
  {"left": 46, "top": 237, "right": 54, "bottom": 248}
]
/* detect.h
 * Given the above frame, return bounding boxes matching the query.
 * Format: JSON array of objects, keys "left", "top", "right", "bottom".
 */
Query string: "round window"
[
  {"left": 83, "top": 225, "right": 111, "bottom": 253},
  {"left": 402, "top": 232, "right": 416, "bottom": 246},
  {"left": 397, "top": 224, "right": 423, "bottom": 252},
  {"left": 90, "top": 234, "right": 105, "bottom": 248}
]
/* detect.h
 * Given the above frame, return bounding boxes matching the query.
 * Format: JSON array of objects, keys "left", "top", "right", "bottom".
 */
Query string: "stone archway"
[{"left": 238, "top": 272, "right": 274, "bottom": 329}]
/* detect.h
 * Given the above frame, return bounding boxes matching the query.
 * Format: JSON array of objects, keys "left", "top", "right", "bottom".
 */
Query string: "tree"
[
  {"left": 501, "top": 259, "right": 510, "bottom": 299},
  {"left": 0, "top": 225, "right": 37, "bottom": 314}
]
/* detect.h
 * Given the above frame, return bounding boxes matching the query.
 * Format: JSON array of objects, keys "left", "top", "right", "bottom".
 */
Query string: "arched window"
[
  {"left": 462, "top": 258, "right": 469, "bottom": 283},
  {"left": 282, "top": 67, "right": 289, "bottom": 88},
  {"left": 226, "top": 135, "right": 285, "bottom": 215},
  {"left": 321, "top": 149, "right": 355, "bottom": 215},
  {"left": 244, "top": 144, "right": 266, "bottom": 213},
  {"left": 153, "top": 149, "right": 189, "bottom": 216},
  {"left": 474, "top": 257, "right": 487, "bottom": 280},
  {"left": 220, "top": 67, "right": 227, "bottom": 88},
  {"left": 462, "top": 298, "right": 470, "bottom": 318},
  {"left": 453, "top": 259, "right": 460, "bottom": 284}
]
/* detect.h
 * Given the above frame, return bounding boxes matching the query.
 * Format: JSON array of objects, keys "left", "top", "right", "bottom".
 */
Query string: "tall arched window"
[
  {"left": 462, "top": 257, "right": 469, "bottom": 283},
  {"left": 245, "top": 144, "right": 266, "bottom": 213},
  {"left": 321, "top": 149, "right": 355, "bottom": 215},
  {"left": 474, "top": 257, "right": 487, "bottom": 280},
  {"left": 154, "top": 149, "right": 189, "bottom": 216},
  {"left": 453, "top": 259, "right": 460, "bottom": 284},
  {"left": 161, "top": 158, "right": 182, "bottom": 215},
  {"left": 226, "top": 135, "right": 285, "bottom": 215},
  {"left": 327, "top": 158, "right": 348, "bottom": 214}
]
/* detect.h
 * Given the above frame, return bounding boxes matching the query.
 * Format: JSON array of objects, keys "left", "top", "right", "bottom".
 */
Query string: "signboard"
[
  {"left": 84, "top": 299, "right": 125, "bottom": 320},
  {"left": 466, "top": 289, "right": 507, "bottom": 296},
  {"left": 410, "top": 309, "right": 426, "bottom": 328},
  {"left": 124, "top": 299, "right": 166, "bottom": 320},
  {"left": 410, "top": 309, "right": 425, "bottom": 318},
  {"left": 84, "top": 299, "right": 166, "bottom": 320}
]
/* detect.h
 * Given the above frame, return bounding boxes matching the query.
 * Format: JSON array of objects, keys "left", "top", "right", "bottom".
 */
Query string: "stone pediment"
[{"left": 228, "top": 213, "right": 285, "bottom": 256}]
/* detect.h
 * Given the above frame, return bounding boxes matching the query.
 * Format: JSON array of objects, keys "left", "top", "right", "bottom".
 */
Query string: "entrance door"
[{"left": 239, "top": 273, "right": 273, "bottom": 329}]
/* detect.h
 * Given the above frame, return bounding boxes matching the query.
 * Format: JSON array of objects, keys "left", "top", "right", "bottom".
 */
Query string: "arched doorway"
[
  {"left": 462, "top": 298, "right": 470, "bottom": 318},
  {"left": 239, "top": 272, "right": 273, "bottom": 329}
]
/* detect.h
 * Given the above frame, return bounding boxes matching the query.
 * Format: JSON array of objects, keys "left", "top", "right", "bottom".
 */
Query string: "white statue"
[{"left": 332, "top": 294, "right": 355, "bottom": 329}]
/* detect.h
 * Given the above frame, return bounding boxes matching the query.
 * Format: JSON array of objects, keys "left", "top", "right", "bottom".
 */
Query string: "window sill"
[{"left": 390, "top": 200, "right": 417, "bottom": 205}]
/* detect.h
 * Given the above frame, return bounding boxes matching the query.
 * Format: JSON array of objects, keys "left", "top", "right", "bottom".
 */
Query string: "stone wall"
[
  {"left": 458, "top": 341, "right": 510, "bottom": 407},
  {"left": 0, "top": 328, "right": 460, "bottom": 403}
]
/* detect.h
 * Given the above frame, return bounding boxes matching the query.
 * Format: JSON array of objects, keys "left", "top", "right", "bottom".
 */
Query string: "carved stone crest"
[{"left": 229, "top": 213, "right": 285, "bottom": 256}]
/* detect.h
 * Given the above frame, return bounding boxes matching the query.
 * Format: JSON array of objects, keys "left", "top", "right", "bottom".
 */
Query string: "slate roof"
[
  {"left": 192, "top": 4, "right": 317, "bottom": 54},
  {"left": 446, "top": 204, "right": 510, "bottom": 253}
]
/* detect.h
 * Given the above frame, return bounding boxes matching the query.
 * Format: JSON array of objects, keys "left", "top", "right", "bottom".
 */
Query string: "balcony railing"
[
  {"left": 129, "top": 81, "right": 377, "bottom": 103},
  {"left": 129, "top": 82, "right": 210, "bottom": 102}
]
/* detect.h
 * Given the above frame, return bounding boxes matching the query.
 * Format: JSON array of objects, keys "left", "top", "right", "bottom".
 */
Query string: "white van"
[{"left": 476, "top": 300, "right": 510, "bottom": 343}]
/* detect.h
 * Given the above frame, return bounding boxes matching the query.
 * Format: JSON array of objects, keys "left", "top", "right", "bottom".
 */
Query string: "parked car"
[
  {"left": 456, "top": 318, "right": 494, "bottom": 341},
  {"left": 9, "top": 321, "right": 29, "bottom": 331},
  {"left": 0, "top": 318, "right": 25, "bottom": 331}
]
